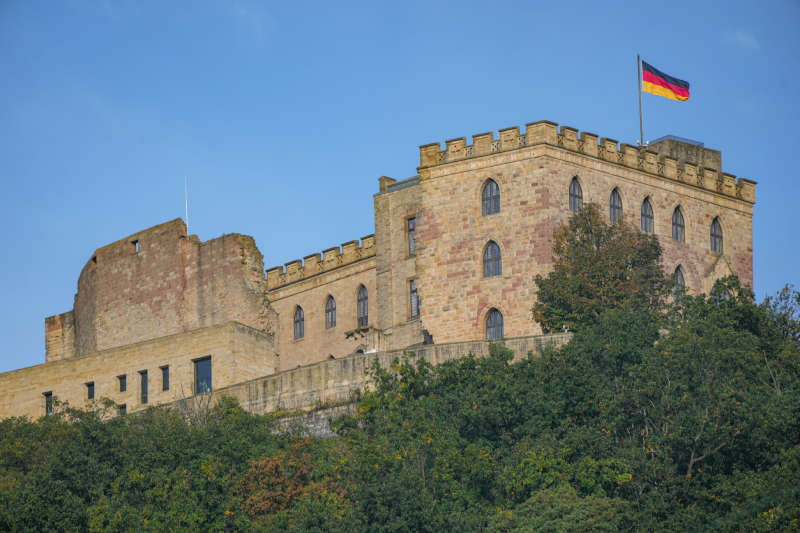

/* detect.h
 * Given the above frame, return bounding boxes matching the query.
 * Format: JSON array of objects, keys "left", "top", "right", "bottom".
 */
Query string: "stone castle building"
[{"left": 0, "top": 120, "right": 755, "bottom": 419}]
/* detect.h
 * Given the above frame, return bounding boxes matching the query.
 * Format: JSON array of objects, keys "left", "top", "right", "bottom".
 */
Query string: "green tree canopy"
[{"left": 533, "top": 204, "right": 670, "bottom": 332}]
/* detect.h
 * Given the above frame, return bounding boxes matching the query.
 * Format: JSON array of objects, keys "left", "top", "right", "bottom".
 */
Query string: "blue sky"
[{"left": 1, "top": 1, "right": 798, "bottom": 373}]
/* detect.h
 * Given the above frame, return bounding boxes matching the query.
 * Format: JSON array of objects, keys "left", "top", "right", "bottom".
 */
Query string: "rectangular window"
[
  {"left": 86, "top": 382, "right": 95, "bottom": 400},
  {"left": 410, "top": 280, "right": 419, "bottom": 318},
  {"left": 118, "top": 404, "right": 126, "bottom": 416},
  {"left": 44, "top": 391, "right": 53, "bottom": 416},
  {"left": 407, "top": 217, "right": 416, "bottom": 256},
  {"left": 161, "top": 365, "right": 170, "bottom": 391},
  {"left": 118, "top": 374, "right": 127, "bottom": 392},
  {"left": 194, "top": 357, "right": 212, "bottom": 394},
  {"left": 139, "top": 370, "right": 148, "bottom": 404},
  {"left": 132, "top": 240, "right": 140, "bottom": 253}
]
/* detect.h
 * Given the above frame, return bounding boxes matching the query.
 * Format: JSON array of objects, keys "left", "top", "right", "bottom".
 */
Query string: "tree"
[{"left": 533, "top": 204, "right": 670, "bottom": 332}]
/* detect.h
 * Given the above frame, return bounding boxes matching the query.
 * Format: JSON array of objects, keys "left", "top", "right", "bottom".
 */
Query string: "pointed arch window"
[
  {"left": 325, "top": 296, "right": 336, "bottom": 329},
  {"left": 483, "top": 241, "right": 502, "bottom": 277},
  {"left": 674, "top": 265, "right": 686, "bottom": 290},
  {"left": 609, "top": 188, "right": 623, "bottom": 223},
  {"left": 569, "top": 177, "right": 583, "bottom": 213},
  {"left": 357, "top": 285, "right": 368, "bottom": 327},
  {"left": 293, "top": 306, "right": 304, "bottom": 339},
  {"left": 486, "top": 308, "right": 504, "bottom": 340},
  {"left": 641, "top": 197, "right": 654, "bottom": 233},
  {"left": 482, "top": 179, "right": 500, "bottom": 215},
  {"left": 710, "top": 217, "right": 723, "bottom": 253},
  {"left": 672, "top": 207, "right": 685, "bottom": 242}
]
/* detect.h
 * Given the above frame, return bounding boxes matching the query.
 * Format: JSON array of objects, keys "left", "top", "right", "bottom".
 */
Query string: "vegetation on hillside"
[{"left": 1, "top": 209, "right": 798, "bottom": 531}]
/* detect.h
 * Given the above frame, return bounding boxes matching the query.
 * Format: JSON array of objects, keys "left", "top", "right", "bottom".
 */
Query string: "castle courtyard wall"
[{"left": 0, "top": 322, "right": 276, "bottom": 420}]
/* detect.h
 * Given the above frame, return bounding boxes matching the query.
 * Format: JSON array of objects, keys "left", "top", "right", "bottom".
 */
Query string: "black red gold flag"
[{"left": 642, "top": 61, "right": 690, "bottom": 101}]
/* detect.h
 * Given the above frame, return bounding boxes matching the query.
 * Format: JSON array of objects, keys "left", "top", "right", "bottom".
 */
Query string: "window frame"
[
  {"left": 674, "top": 265, "right": 686, "bottom": 290},
  {"left": 293, "top": 306, "right": 305, "bottom": 339},
  {"left": 710, "top": 217, "right": 723, "bottom": 253},
  {"left": 483, "top": 241, "right": 502, "bottom": 278},
  {"left": 44, "top": 391, "right": 53, "bottom": 416},
  {"left": 325, "top": 295, "right": 336, "bottom": 329},
  {"left": 193, "top": 356, "right": 212, "bottom": 395},
  {"left": 407, "top": 217, "right": 416, "bottom": 256},
  {"left": 672, "top": 206, "right": 686, "bottom": 242},
  {"left": 641, "top": 197, "right": 654, "bottom": 233},
  {"left": 609, "top": 188, "right": 623, "bottom": 223},
  {"left": 118, "top": 374, "right": 127, "bottom": 393},
  {"left": 357, "top": 285, "right": 369, "bottom": 328},
  {"left": 86, "top": 381, "right": 95, "bottom": 400},
  {"left": 486, "top": 308, "right": 504, "bottom": 340},
  {"left": 161, "top": 365, "right": 170, "bottom": 391},
  {"left": 139, "top": 370, "right": 148, "bottom": 405},
  {"left": 569, "top": 177, "right": 583, "bottom": 213},
  {"left": 409, "top": 279, "right": 419, "bottom": 319},
  {"left": 481, "top": 179, "right": 500, "bottom": 216}
]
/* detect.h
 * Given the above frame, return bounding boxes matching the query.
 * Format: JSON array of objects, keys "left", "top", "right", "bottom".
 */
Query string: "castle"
[{"left": 0, "top": 120, "right": 755, "bottom": 419}]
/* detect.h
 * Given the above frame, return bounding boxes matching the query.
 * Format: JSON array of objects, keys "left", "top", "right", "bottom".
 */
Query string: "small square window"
[
  {"left": 161, "top": 366, "right": 170, "bottom": 391},
  {"left": 118, "top": 374, "right": 127, "bottom": 392},
  {"left": 86, "top": 382, "right": 95, "bottom": 400}
]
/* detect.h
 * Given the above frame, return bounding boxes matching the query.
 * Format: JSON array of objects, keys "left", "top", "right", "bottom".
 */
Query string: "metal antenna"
[{"left": 184, "top": 176, "right": 189, "bottom": 235}]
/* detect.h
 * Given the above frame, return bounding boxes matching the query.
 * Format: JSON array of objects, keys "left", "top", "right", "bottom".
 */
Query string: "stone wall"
[
  {"left": 266, "top": 236, "right": 378, "bottom": 370},
  {"left": 209, "top": 333, "right": 571, "bottom": 415},
  {"left": 1, "top": 322, "right": 277, "bottom": 420},
  {"left": 47, "top": 219, "right": 276, "bottom": 361}
]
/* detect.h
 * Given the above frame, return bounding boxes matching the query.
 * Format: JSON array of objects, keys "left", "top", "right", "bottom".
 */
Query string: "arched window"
[
  {"left": 357, "top": 285, "right": 368, "bottom": 327},
  {"left": 325, "top": 296, "right": 336, "bottom": 329},
  {"left": 641, "top": 197, "right": 654, "bottom": 233},
  {"left": 672, "top": 207, "right": 685, "bottom": 242},
  {"left": 293, "top": 306, "right": 304, "bottom": 339},
  {"left": 483, "top": 241, "right": 502, "bottom": 277},
  {"left": 710, "top": 217, "right": 723, "bottom": 253},
  {"left": 486, "top": 308, "right": 504, "bottom": 340},
  {"left": 482, "top": 179, "right": 500, "bottom": 215},
  {"left": 674, "top": 265, "right": 685, "bottom": 290},
  {"left": 569, "top": 177, "right": 583, "bottom": 213},
  {"left": 609, "top": 188, "right": 623, "bottom": 223}
]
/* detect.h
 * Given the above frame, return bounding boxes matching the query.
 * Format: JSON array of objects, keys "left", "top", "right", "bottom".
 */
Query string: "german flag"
[{"left": 642, "top": 61, "right": 690, "bottom": 101}]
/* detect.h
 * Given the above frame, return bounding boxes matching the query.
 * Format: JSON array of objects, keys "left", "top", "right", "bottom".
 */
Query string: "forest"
[{"left": 1, "top": 206, "right": 797, "bottom": 532}]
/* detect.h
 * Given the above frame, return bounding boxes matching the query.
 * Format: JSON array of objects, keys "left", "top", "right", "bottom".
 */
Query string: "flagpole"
[{"left": 637, "top": 54, "right": 644, "bottom": 146}]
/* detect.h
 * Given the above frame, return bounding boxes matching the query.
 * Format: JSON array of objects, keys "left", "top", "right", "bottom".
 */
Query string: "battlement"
[
  {"left": 418, "top": 121, "right": 755, "bottom": 203},
  {"left": 266, "top": 235, "right": 376, "bottom": 290}
]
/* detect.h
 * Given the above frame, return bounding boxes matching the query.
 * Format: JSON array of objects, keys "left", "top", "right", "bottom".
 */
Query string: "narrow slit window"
[
  {"left": 294, "top": 306, "right": 304, "bottom": 339},
  {"left": 357, "top": 285, "right": 369, "bottom": 327},
  {"left": 410, "top": 280, "right": 419, "bottom": 318},
  {"left": 161, "top": 366, "right": 170, "bottom": 391},
  {"left": 86, "top": 382, "right": 94, "bottom": 400},
  {"left": 44, "top": 392, "right": 53, "bottom": 416},
  {"left": 118, "top": 374, "right": 127, "bottom": 392},
  {"left": 132, "top": 240, "right": 139, "bottom": 253},
  {"left": 407, "top": 217, "right": 416, "bottom": 256},
  {"left": 139, "top": 370, "right": 148, "bottom": 404}
]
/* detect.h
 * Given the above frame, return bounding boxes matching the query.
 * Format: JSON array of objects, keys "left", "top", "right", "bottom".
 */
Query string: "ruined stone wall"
[
  {"left": 1, "top": 322, "right": 277, "bottom": 420},
  {"left": 46, "top": 219, "right": 276, "bottom": 361},
  {"left": 266, "top": 237, "right": 377, "bottom": 371}
]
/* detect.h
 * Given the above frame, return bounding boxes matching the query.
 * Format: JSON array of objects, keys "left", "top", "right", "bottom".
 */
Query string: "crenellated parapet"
[
  {"left": 266, "top": 235, "right": 376, "bottom": 289},
  {"left": 418, "top": 121, "right": 756, "bottom": 203}
]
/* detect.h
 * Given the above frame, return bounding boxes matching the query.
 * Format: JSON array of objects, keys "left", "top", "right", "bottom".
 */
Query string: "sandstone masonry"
[{"left": 0, "top": 119, "right": 755, "bottom": 420}]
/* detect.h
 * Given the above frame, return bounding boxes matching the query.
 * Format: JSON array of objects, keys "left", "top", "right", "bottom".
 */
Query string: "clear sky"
[{"left": 1, "top": 1, "right": 798, "bottom": 373}]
